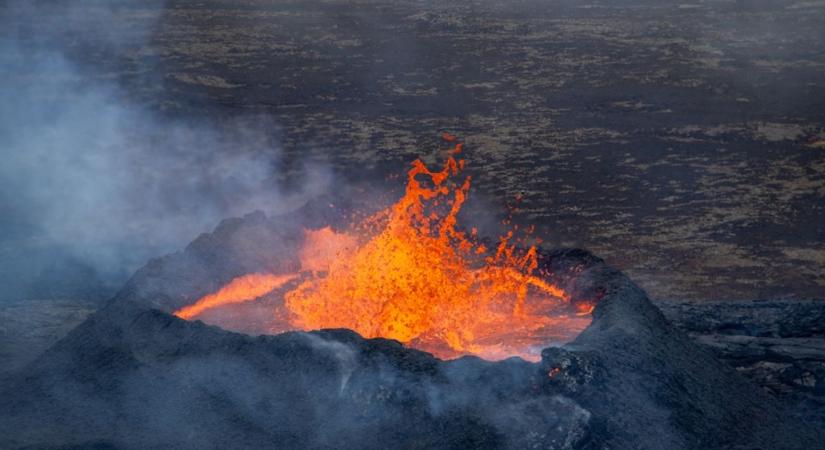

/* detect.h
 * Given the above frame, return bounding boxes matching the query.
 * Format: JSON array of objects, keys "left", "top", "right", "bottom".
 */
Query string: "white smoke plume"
[{"left": 0, "top": 0, "right": 331, "bottom": 299}]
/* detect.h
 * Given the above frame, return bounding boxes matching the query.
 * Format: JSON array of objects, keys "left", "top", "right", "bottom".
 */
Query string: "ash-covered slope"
[
  {"left": 3, "top": 299, "right": 589, "bottom": 449},
  {"left": 0, "top": 211, "right": 819, "bottom": 449},
  {"left": 659, "top": 299, "right": 825, "bottom": 428}
]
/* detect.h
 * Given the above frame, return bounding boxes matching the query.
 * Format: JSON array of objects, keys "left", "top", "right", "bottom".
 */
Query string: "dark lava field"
[{"left": 4, "top": 0, "right": 824, "bottom": 301}]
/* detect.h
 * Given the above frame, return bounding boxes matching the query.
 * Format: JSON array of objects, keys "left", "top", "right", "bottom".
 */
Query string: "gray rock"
[{"left": 659, "top": 298, "right": 825, "bottom": 432}]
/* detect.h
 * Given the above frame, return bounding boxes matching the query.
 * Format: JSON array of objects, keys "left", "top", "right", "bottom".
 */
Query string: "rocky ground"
[
  {"left": 0, "top": 299, "right": 97, "bottom": 378},
  {"left": 4, "top": 294, "right": 821, "bottom": 424},
  {"left": 659, "top": 298, "right": 825, "bottom": 426}
]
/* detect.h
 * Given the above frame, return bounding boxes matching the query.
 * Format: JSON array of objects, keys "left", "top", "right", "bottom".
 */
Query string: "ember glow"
[{"left": 174, "top": 136, "right": 593, "bottom": 361}]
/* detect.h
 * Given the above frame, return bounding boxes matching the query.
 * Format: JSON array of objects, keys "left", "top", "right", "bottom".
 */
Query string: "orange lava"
[
  {"left": 298, "top": 226, "right": 357, "bottom": 274},
  {"left": 174, "top": 273, "right": 298, "bottom": 320},
  {"left": 174, "top": 136, "right": 592, "bottom": 361}
]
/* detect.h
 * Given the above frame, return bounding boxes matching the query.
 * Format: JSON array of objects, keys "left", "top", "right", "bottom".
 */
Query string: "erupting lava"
[
  {"left": 174, "top": 135, "right": 592, "bottom": 361},
  {"left": 174, "top": 273, "right": 298, "bottom": 320}
]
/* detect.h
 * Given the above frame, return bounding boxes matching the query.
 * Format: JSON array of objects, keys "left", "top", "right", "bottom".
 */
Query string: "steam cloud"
[{"left": 0, "top": 0, "right": 330, "bottom": 300}]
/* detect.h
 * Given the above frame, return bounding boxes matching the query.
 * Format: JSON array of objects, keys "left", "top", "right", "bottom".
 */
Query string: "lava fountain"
[{"left": 174, "top": 135, "right": 593, "bottom": 361}]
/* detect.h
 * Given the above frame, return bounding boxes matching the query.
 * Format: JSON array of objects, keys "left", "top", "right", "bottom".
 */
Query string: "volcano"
[
  {"left": 0, "top": 145, "right": 821, "bottom": 449},
  {"left": 0, "top": 212, "right": 820, "bottom": 449}
]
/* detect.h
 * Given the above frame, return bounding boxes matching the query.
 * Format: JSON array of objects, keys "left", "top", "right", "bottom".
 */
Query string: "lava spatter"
[{"left": 176, "top": 137, "right": 591, "bottom": 361}]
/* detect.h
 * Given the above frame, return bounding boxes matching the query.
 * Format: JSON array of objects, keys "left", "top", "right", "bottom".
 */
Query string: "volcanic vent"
[
  {"left": 1, "top": 137, "right": 819, "bottom": 449},
  {"left": 172, "top": 135, "right": 593, "bottom": 361}
]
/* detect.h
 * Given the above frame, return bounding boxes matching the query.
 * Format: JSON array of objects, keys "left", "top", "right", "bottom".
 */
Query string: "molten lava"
[
  {"left": 174, "top": 136, "right": 592, "bottom": 361},
  {"left": 174, "top": 273, "right": 298, "bottom": 320}
]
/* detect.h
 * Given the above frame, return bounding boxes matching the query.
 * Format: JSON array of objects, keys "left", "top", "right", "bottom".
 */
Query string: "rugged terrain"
[
  {"left": 1, "top": 211, "right": 822, "bottom": 449},
  {"left": 1, "top": 211, "right": 821, "bottom": 449},
  {"left": 5, "top": 291, "right": 822, "bottom": 421},
  {"left": 660, "top": 298, "right": 825, "bottom": 426}
]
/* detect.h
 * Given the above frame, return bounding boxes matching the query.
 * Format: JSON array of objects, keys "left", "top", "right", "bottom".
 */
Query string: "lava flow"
[{"left": 174, "top": 136, "right": 593, "bottom": 361}]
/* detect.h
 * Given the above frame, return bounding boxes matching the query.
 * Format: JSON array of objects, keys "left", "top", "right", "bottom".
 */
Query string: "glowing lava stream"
[
  {"left": 174, "top": 273, "right": 298, "bottom": 320},
  {"left": 174, "top": 136, "right": 592, "bottom": 361}
]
